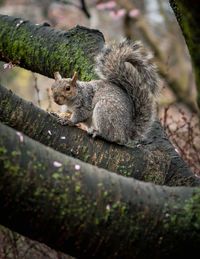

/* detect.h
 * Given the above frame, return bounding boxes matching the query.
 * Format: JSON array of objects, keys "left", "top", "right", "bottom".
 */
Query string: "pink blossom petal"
[
  {"left": 109, "top": 9, "right": 126, "bottom": 19},
  {"left": 109, "top": 11, "right": 118, "bottom": 19},
  {"left": 97, "top": 3, "right": 107, "bottom": 10},
  {"left": 75, "top": 164, "right": 81, "bottom": 170},
  {"left": 8, "top": 63, "right": 13, "bottom": 69},
  {"left": 3, "top": 63, "right": 9, "bottom": 69},
  {"left": 16, "top": 20, "right": 23, "bottom": 27},
  {"left": 60, "top": 136, "right": 66, "bottom": 139},
  {"left": 106, "top": 204, "right": 111, "bottom": 210},
  {"left": 53, "top": 161, "right": 62, "bottom": 167},
  {"left": 16, "top": 132, "right": 24, "bottom": 142},
  {"left": 3, "top": 63, "right": 13, "bottom": 70},
  {"left": 48, "top": 130, "right": 52, "bottom": 135},
  {"left": 106, "top": 1, "right": 116, "bottom": 9},
  {"left": 117, "top": 9, "right": 126, "bottom": 17},
  {"left": 129, "top": 9, "right": 140, "bottom": 18}
]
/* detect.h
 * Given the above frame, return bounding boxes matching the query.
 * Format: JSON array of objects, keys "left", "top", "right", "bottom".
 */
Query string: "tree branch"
[
  {"left": 0, "top": 84, "right": 199, "bottom": 187},
  {"left": 0, "top": 122, "right": 200, "bottom": 258},
  {"left": 0, "top": 14, "right": 104, "bottom": 80}
]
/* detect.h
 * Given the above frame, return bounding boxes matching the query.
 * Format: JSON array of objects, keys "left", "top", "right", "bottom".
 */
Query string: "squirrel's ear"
[
  {"left": 72, "top": 71, "right": 78, "bottom": 85},
  {"left": 54, "top": 72, "right": 62, "bottom": 81}
]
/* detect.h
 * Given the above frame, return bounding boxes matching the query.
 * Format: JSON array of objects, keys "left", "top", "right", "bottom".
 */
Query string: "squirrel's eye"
[{"left": 66, "top": 86, "right": 70, "bottom": 91}]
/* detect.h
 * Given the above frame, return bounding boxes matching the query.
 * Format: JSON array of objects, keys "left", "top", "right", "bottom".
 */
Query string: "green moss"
[
  {"left": 112, "top": 201, "right": 120, "bottom": 209},
  {"left": 11, "top": 150, "right": 21, "bottom": 156},
  {"left": 74, "top": 171, "right": 80, "bottom": 176},
  {"left": 84, "top": 154, "right": 90, "bottom": 162},
  {"left": 103, "top": 191, "right": 108, "bottom": 197},
  {"left": 75, "top": 185, "right": 80, "bottom": 192},
  {"left": 95, "top": 218, "right": 99, "bottom": 225},
  {"left": 0, "top": 146, "right": 7, "bottom": 154},
  {"left": 117, "top": 163, "right": 133, "bottom": 178},
  {"left": 82, "top": 146, "right": 87, "bottom": 153},
  {"left": 52, "top": 173, "right": 60, "bottom": 179},
  {"left": 76, "top": 195, "right": 82, "bottom": 202},
  {"left": 120, "top": 205, "right": 127, "bottom": 216},
  {"left": 39, "top": 174, "right": 44, "bottom": 180},
  {"left": 1, "top": 98, "right": 12, "bottom": 123},
  {"left": 182, "top": 188, "right": 200, "bottom": 229},
  {"left": 26, "top": 150, "right": 32, "bottom": 156},
  {"left": 34, "top": 188, "right": 43, "bottom": 197}
]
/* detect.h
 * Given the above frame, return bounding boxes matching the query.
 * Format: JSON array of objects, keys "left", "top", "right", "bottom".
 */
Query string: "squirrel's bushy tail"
[{"left": 95, "top": 39, "right": 160, "bottom": 139}]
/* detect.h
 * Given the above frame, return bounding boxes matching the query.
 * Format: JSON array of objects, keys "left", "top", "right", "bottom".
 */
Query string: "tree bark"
[
  {"left": 169, "top": 0, "right": 200, "bottom": 107},
  {"left": 0, "top": 122, "right": 200, "bottom": 258},
  {"left": 0, "top": 14, "right": 104, "bottom": 81},
  {"left": 0, "top": 84, "right": 199, "bottom": 187}
]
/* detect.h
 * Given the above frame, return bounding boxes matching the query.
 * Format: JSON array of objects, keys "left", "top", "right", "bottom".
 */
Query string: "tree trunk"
[
  {"left": 169, "top": 0, "right": 200, "bottom": 106},
  {"left": 0, "top": 122, "right": 200, "bottom": 258},
  {"left": 0, "top": 84, "right": 199, "bottom": 187}
]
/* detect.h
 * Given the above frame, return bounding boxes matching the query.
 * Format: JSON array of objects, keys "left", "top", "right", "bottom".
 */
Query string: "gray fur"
[{"left": 51, "top": 40, "right": 160, "bottom": 145}]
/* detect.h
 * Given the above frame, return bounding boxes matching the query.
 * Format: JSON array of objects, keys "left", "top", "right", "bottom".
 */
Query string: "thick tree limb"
[
  {"left": 0, "top": 122, "right": 200, "bottom": 258},
  {"left": 0, "top": 14, "right": 104, "bottom": 80},
  {"left": 1, "top": 84, "right": 200, "bottom": 187}
]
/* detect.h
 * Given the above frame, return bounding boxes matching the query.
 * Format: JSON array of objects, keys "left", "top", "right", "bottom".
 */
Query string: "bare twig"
[{"left": 160, "top": 105, "right": 200, "bottom": 175}]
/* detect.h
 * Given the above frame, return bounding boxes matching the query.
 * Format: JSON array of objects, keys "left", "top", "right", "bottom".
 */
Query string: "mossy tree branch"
[
  {"left": 0, "top": 84, "right": 199, "bottom": 187},
  {"left": 0, "top": 122, "right": 200, "bottom": 258},
  {"left": 0, "top": 14, "right": 104, "bottom": 81}
]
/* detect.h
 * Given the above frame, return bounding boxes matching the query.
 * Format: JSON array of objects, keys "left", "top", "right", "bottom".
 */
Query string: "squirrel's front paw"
[
  {"left": 57, "top": 117, "right": 72, "bottom": 126},
  {"left": 49, "top": 112, "right": 59, "bottom": 118}
]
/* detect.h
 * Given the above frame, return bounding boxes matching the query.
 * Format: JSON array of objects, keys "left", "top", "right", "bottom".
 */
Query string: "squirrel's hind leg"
[{"left": 92, "top": 101, "right": 129, "bottom": 144}]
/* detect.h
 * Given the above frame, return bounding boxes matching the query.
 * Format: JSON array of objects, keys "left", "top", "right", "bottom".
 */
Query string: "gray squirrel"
[{"left": 51, "top": 40, "right": 160, "bottom": 144}]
